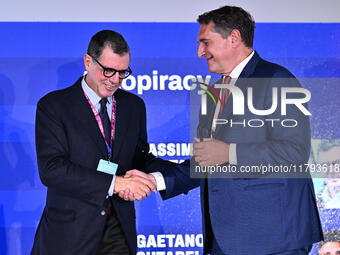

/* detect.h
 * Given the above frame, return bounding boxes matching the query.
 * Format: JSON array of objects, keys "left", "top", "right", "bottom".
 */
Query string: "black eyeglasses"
[{"left": 89, "top": 55, "right": 132, "bottom": 79}]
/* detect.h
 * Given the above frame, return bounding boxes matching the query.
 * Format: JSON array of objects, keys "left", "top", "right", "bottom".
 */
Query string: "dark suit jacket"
[
  {"left": 31, "top": 77, "right": 169, "bottom": 255},
  {"left": 160, "top": 52, "right": 323, "bottom": 255}
]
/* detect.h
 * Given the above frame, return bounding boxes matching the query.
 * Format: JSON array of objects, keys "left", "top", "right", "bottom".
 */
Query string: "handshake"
[{"left": 113, "top": 170, "right": 157, "bottom": 201}]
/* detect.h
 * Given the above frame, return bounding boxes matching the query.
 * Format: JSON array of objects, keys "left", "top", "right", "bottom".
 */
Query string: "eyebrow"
[{"left": 198, "top": 38, "right": 209, "bottom": 43}]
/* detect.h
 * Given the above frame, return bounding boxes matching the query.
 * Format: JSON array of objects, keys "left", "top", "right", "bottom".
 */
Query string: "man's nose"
[
  {"left": 197, "top": 44, "right": 205, "bottom": 58},
  {"left": 109, "top": 72, "right": 120, "bottom": 83}
]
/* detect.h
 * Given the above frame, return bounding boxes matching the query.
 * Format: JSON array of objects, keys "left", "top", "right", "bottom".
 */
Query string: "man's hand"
[
  {"left": 114, "top": 170, "right": 157, "bottom": 201},
  {"left": 193, "top": 137, "right": 229, "bottom": 166},
  {"left": 114, "top": 171, "right": 156, "bottom": 201}
]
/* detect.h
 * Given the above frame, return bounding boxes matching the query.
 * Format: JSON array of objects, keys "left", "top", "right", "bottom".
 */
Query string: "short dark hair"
[
  {"left": 87, "top": 30, "right": 130, "bottom": 59},
  {"left": 197, "top": 5, "right": 255, "bottom": 48}
]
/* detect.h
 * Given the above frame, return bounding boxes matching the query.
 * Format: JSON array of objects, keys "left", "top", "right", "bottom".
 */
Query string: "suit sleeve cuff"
[
  {"left": 150, "top": 172, "right": 166, "bottom": 191},
  {"left": 229, "top": 143, "right": 237, "bottom": 165},
  {"left": 108, "top": 175, "right": 117, "bottom": 196}
]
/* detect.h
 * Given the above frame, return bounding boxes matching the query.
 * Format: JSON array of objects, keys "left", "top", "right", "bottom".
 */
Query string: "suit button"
[{"left": 101, "top": 210, "right": 106, "bottom": 216}]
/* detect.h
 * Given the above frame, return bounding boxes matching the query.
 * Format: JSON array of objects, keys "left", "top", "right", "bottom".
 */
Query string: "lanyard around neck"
[{"left": 82, "top": 87, "right": 116, "bottom": 158}]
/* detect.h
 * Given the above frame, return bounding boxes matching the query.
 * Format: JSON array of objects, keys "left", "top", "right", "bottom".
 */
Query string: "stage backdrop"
[{"left": 0, "top": 1, "right": 339, "bottom": 254}]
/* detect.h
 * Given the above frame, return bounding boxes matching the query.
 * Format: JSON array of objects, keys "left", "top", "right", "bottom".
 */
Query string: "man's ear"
[
  {"left": 84, "top": 54, "right": 92, "bottom": 71},
  {"left": 230, "top": 29, "right": 242, "bottom": 47}
]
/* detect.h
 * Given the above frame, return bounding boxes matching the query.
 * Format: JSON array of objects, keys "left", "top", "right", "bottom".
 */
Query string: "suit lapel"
[
  {"left": 214, "top": 51, "right": 261, "bottom": 135},
  {"left": 68, "top": 79, "right": 108, "bottom": 157},
  {"left": 69, "top": 83, "right": 132, "bottom": 161},
  {"left": 238, "top": 51, "right": 260, "bottom": 79}
]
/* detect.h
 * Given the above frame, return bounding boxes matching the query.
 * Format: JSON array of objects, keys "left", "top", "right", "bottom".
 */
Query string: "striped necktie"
[{"left": 218, "top": 75, "right": 231, "bottom": 117}]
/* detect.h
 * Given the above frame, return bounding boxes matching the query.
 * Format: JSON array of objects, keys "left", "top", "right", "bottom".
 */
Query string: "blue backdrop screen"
[{"left": 0, "top": 22, "right": 339, "bottom": 255}]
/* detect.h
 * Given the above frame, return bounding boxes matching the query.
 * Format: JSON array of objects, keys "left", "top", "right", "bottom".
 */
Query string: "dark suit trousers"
[{"left": 95, "top": 207, "right": 131, "bottom": 255}]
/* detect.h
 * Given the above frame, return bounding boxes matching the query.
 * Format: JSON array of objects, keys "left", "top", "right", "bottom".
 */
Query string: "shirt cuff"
[
  {"left": 150, "top": 172, "right": 166, "bottom": 191},
  {"left": 229, "top": 143, "right": 237, "bottom": 165},
  {"left": 108, "top": 175, "right": 117, "bottom": 196}
]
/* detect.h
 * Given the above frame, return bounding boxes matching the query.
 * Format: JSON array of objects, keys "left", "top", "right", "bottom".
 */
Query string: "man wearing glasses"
[{"left": 31, "top": 30, "right": 168, "bottom": 255}]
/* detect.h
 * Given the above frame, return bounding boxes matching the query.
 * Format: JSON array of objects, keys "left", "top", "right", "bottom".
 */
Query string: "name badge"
[{"left": 97, "top": 159, "right": 118, "bottom": 175}]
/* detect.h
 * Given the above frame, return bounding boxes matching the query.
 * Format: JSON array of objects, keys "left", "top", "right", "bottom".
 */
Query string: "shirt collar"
[
  {"left": 228, "top": 50, "right": 255, "bottom": 79},
  {"left": 81, "top": 76, "right": 112, "bottom": 106}
]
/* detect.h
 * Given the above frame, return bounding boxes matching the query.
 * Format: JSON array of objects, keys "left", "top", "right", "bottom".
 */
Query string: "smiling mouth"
[{"left": 104, "top": 84, "right": 118, "bottom": 89}]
